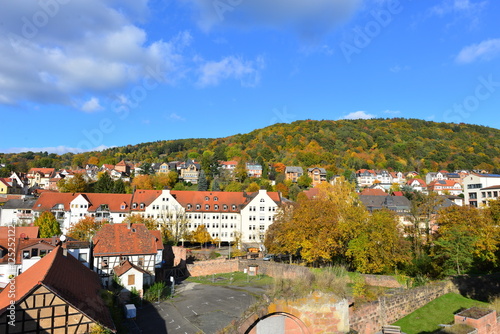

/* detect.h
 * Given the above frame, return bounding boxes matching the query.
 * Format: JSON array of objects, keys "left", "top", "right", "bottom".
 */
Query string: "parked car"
[{"left": 263, "top": 254, "right": 274, "bottom": 261}]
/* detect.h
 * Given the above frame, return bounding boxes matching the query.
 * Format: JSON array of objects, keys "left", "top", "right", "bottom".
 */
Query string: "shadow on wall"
[{"left": 451, "top": 273, "right": 500, "bottom": 302}]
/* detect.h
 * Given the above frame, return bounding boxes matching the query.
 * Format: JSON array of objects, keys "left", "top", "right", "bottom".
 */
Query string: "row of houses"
[
  {"left": 0, "top": 222, "right": 165, "bottom": 332},
  {"left": 0, "top": 189, "right": 283, "bottom": 245}
]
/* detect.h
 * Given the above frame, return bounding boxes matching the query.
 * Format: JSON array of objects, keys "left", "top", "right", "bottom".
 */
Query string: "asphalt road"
[{"left": 129, "top": 282, "right": 264, "bottom": 334}]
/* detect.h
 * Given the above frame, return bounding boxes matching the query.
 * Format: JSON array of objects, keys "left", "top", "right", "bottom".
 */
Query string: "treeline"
[
  {"left": 2, "top": 118, "right": 500, "bottom": 176},
  {"left": 265, "top": 180, "right": 500, "bottom": 279}
]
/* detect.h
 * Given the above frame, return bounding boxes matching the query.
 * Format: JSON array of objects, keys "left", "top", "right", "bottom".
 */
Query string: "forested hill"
[{"left": 2, "top": 118, "right": 500, "bottom": 174}]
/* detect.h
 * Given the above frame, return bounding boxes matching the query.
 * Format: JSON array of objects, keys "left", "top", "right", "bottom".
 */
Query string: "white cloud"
[
  {"left": 3, "top": 145, "right": 110, "bottom": 154},
  {"left": 0, "top": 1, "right": 190, "bottom": 107},
  {"left": 185, "top": 0, "right": 362, "bottom": 37},
  {"left": 169, "top": 113, "right": 186, "bottom": 121},
  {"left": 341, "top": 111, "right": 376, "bottom": 120},
  {"left": 197, "top": 55, "right": 265, "bottom": 87},
  {"left": 429, "top": 0, "right": 487, "bottom": 28},
  {"left": 81, "top": 97, "right": 104, "bottom": 112},
  {"left": 455, "top": 38, "right": 500, "bottom": 64},
  {"left": 383, "top": 110, "right": 400, "bottom": 115}
]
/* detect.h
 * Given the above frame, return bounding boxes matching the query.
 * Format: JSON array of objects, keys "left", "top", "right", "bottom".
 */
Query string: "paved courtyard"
[{"left": 128, "top": 282, "right": 264, "bottom": 333}]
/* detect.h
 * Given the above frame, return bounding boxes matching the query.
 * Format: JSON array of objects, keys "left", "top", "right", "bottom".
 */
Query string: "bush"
[
  {"left": 313, "top": 265, "right": 349, "bottom": 298},
  {"left": 143, "top": 282, "right": 169, "bottom": 302},
  {"left": 489, "top": 295, "right": 500, "bottom": 313}
]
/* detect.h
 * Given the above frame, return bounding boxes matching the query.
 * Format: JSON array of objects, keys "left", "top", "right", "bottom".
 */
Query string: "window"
[
  {"left": 40, "top": 250, "right": 47, "bottom": 257},
  {"left": 214, "top": 205, "right": 219, "bottom": 210},
  {"left": 187, "top": 204, "right": 192, "bottom": 209},
  {"left": 140, "top": 203, "right": 145, "bottom": 209},
  {"left": 260, "top": 198, "right": 265, "bottom": 202},
  {"left": 232, "top": 205, "right": 236, "bottom": 210},
  {"left": 23, "top": 251, "right": 30, "bottom": 259},
  {"left": 102, "top": 259, "right": 108, "bottom": 268},
  {"left": 205, "top": 196, "right": 209, "bottom": 201},
  {"left": 196, "top": 204, "right": 201, "bottom": 210},
  {"left": 138, "top": 257, "right": 144, "bottom": 267},
  {"left": 132, "top": 203, "right": 137, "bottom": 209},
  {"left": 223, "top": 204, "right": 228, "bottom": 210},
  {"left": 31, "top": 248, "right": 38, "bottom": 257},
  {"left": 128, "top": 274, "right": 135, "bottom": 285},
  {"left": 205, "top": 204, "right": 210, "bottom": 210},
  {"left": 260, "top": 207, "right": 265, "bottom": 211},
  {"left": 79, "top": 253, "right": 88, "bottom": 262},
  {"left": 214, "top": 197, "right": 218, "bottom": 201}
]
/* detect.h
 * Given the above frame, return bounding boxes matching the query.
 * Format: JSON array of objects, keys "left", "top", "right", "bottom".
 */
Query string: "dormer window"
[
  {"left": 231, "top": 205, "right": 236, "bottom": 210},
  {"left": 205, "top": 204, "right": 210, "bottom": 210},
  {"left": 140, "top": 203, "right": 145, "bottom": 209},
  {"left": 187, "top": 204, "right": 192, "bottom": 210},
  {"left": 196, "top": 204, "right": 201, "bottom": 210},
  {"left": 223, "top": 204, "right": 228, "bottom": 210},
  {"left": 132, "top": 203, "right": 137, "bottom": 209},
  {"left": 214, "top": 197, "right": 218, "bottom": 201},
  {"left": 205, "top": 196, "right": 209, "bottom": 201},
  {"left": 214, "top": 204, "right": 219, "bottom": 210}
]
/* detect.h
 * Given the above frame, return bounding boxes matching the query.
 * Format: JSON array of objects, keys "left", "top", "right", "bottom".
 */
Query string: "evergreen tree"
[
  {"left": 198, "top": 170, "right": 208, "bottom": 191},
  {"left": 113, "top": 179, "right": 126, "bottom": 193},
  {"left": 95, "top": 172, "right": 114, "bottom": 193},
  {"left": 211, "top": 178, "right": 220, "bottom": 191}
]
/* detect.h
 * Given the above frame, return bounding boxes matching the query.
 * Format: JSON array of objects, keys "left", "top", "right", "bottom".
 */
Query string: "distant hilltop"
[{"left": 2, "top": 118, "right": 500, "bottom": 174}]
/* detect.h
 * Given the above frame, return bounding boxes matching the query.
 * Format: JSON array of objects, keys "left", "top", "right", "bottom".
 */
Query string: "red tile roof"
[
  {"left": 131, "top": 189, "right": 162, "bottom": 211},
  {"left": 113, "top": 259, "right": 149, "bottom": 277},
  {"left": 172, "top": 190, "right": 248, "bottom": 213},
  {"left": 360, "top": 188, "right": 387, "bottom": 196},
  {"left": 33, "top": 192, "right": 132, "bottom": 213},
  {"left": 93, "top": 223, "right": 163, "bottom": 256},
  {"left": 28, "top": 168, "right": 56, "bottom": 176},
  {"left": 0, "top": 246, "right": 115, "bottom": 331},
  {"left": 0, "top": 226, "right": 39, "bottom": 239}
]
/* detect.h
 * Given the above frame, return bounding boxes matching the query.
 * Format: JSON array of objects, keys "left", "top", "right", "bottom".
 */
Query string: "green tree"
[
  {"left": 198, "top": 170, "right": 208, "bottom": 191},
  {"left": 94, "top": 172, "right": 114, "bottom": 193},
  {"left": 113, "top": 179, "right": 126, "bottom": 193},
  {"left": 224, "top": 181, "right": 243, "bottom": 192},
  {"left": 245, "top": 182, "right": 260, "bottom": 193},
  {"left": 235, "top": 159, "right": 247, "bottom": 182},
  {"left": 34, "top": 211, "right": 62, "bottom": 238},
  {"left": 432, "top": 226, "right": 476, "bottom": 276},
  {"left": 297, "top": 174, "right": 312, "bottom": 189}
]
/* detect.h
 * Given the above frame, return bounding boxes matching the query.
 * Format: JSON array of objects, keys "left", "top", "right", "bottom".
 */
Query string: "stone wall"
[
  {"left": 186, "top": 258, "right": 239, "bottom": 277},
  {"left": 238, "top": 260, "right": 314, "bottom": 280},
  {"left": 360, "top": 274, "right": 402, "bottom": 289},
  {"left": 350, "top": 281, "right": 459, "bottom": 334},
  {"left": 235, "top": 293, "right": 349, "bottom": 334}
]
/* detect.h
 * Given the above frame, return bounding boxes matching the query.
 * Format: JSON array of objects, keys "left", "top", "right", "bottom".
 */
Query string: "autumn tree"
[
  {"left": 245, "top": 182, "right": 260, "bottom": 193},
  {"left": 67, "top": 216, "right": 108, "bottom": 241},
  {"left": 235, "top": 159, "right": 247, "bottom": 182},
  {"left": 192, "top": 225, "right": 213, "bottom": 248},
  {"left": 347, "top": 209, "right": 409, "bottom": 274},
  {"left": 131, "top": 174, "right": 154, "bottom": 190},
  {"left": 433, "top": 205, "right": 499, "bottom": 274},
  {"left": 122, "top": 214, "right": 158, "bottom": 230},
  {"left": 58, "top": 173, "right": 88, "bottom": 193},
  {"left": 34, "top": 211, "right": 62, "bottom": 238}
]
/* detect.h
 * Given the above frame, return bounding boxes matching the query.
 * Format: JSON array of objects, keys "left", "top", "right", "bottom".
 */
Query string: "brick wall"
[
  {"left": 350, "top": 281, "right": 458, "bottom": 334},
  {"left": 360, "top": 274, "right": 402, "bottom": 289},
  {"left": 238, "top": 260, "right": 314, "bottom": 281},
  {"left": 186, "top": 258, "right": 239, "bottom": 277}
]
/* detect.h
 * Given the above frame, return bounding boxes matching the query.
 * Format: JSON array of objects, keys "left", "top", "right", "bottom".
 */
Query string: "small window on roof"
[
  {"left": 223, "top": 204, "right": 228, "bottom": 210},
  {"left": 140, "top": 203, "right": 145, "bottom": 209},
  {"left": 205, "top": 196, "right": 209, "bottom": 201},
  {"left": 232, "top": 205, "right": 236, "bottom": 210},
  {"left": 187, "top": 204, "right": 192, "bottom": 209},
  {"left": 205, "top": 204, "right": 210, "bottom": 210},
  {"left": 196, "top": 204, "right": 201, "bottom": 210},
  {"left": 214, "top": 196, "right": 218, "bottom": 201},
  {"left": 132, "top": 203, "right": 137, "bottom": 209}
]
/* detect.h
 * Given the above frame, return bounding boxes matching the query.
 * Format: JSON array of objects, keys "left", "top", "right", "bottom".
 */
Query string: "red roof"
[
  {"left": 0, "top": 226, "right": 39, "bottom": 239},
  {"left": 33, "top": 192, "right": 133, "bottom": 213},
  {"left": 172, "top": 190, "right": 248, "bottom": 213},
  {"left": 131, "top": 189, "right": 163, "bottom": 211},
  {"left": 0, "top": 246, "right": 115, "bottom": 331},
  {"left": 93, "top": 223, "right": 163, "bottom": 256},
  {"left": 113, "top": 259, "right": 150, "bottom": 277},
  {"left": 407, "top": 178, "right": 426, "bottom": 186},
  {"left": 360, "top": 188, "right": 387, "bottom": 196},
  {"left": 28, "top": 168, "right": 55, "bottom": 176},
  {"left": 392, "top": 191, "right": 404, "bottom": 196}
]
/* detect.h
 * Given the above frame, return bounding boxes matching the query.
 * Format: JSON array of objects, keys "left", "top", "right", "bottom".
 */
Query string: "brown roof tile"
[
  {"left": 93, "top": 223, "right": 162, "bottom": 256},
  {"left": 0, "top": 246, "right": 115, "bottom": 331},
  {"left": 113, "top": 259, "right": 149, "bottom": 277}
]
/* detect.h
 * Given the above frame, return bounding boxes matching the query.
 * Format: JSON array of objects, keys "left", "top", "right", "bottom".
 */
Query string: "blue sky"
[{"left": 1, "top": 0, "right": 499, "bottom": 154}]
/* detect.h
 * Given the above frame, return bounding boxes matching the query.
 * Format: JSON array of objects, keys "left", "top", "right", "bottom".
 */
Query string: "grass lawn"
[
  {"left": 186, "top": 271, "right": 273, "bottom": 287},
  {"left": 393, "top": 292, "right": 489, "bottom": 334}
]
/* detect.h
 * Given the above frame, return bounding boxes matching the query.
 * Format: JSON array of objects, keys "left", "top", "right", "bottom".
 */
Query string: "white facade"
[
  {"left": 463, "top": 174, "right": 500, "bottom": 207},
  {"left": 240, "top": 190, "right": 279, "bottom": 244}
]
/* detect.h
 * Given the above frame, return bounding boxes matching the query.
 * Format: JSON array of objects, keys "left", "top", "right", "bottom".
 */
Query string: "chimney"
[{"left": 127, "top": 221, "right": 132, "bottom": 230}]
